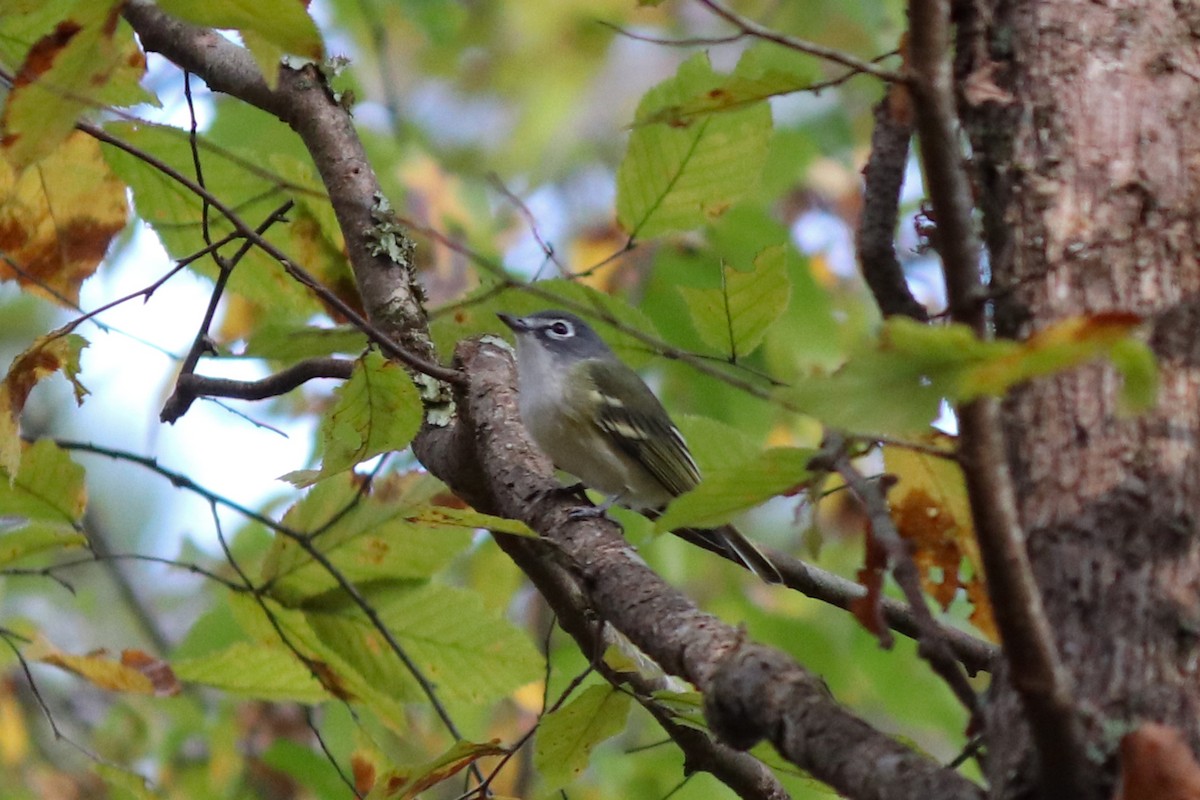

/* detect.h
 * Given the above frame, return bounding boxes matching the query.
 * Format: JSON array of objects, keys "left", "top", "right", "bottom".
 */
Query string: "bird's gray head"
[{"left": 497, "top": 310, "right": 614, "bottom": 362}]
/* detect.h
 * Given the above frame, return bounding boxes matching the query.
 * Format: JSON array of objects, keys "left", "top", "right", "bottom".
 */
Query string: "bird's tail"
[{"left": 674, "top": 524, "right": 783, "bottom": 584}]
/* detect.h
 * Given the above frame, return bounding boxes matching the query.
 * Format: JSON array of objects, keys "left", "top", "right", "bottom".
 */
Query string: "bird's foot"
[{"left": 560, "top": 482, "right": 592, "bottom": 504}]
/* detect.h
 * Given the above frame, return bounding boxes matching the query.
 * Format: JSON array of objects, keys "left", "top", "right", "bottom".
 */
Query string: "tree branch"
[
  {"left": 120, "top": 3, "right": 459, "bottom": 389},
  {"left": 166, "top": 357, "right": 355, "bottom": 412},
  {"left": 857, "top": 87, "right": 929, "bottom": 321},
  {"left": 489, "top": 534, "right": 790, "bottom": 799},
  {"left": 414, "top": 339, "right": 984, "bottom": 800},
  {"left": 906, "top": 0, "right": 1087, "bottom": 793},
  {"left": 668, "top": 532, "right": 996, "bottom": 675}
]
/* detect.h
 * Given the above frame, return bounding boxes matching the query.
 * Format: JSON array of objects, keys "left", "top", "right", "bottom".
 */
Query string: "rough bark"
[
  {"left": 414, "top": 339, "right": 986, "bottom": 800},
  {"left": 957, "top": 2, "right": 1200, "bottom": 797}
]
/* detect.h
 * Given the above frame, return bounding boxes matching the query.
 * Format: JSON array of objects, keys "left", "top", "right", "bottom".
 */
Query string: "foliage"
[{"left": 0, "top": 0, "right": 1157, "bottom": 798}]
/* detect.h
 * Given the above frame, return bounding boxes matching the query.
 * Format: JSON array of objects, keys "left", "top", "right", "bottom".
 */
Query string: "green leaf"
[
  {"left": 263, "top": 473, "right": 501, "bottom": 601},
  {"left": 656, "top": 447, "right": 815, "bottom": 532},
  {"left": 261, "top": 739, "right": 358, "bottom": 800},
  {"left": 171, "top": 597, "right": 251, "bottom": 659},
  {"left": 0, "top": 526, "right": 85, "bottom": 568},
  {"left": 673, "top": 415, "right": 760, "bottom": 473},
  {"left": 1110, "top": 338, "right": 1158, "bottom": 411},
  {"left": 240, "top": 29, "right": 287, "bottom": 89},
  {"left": 617, "top": 52, "right": 772, "bottom": 238},
  {"left": 92, "top": 763, "right": 161, "bottom": 800},
  {"left": 241, "top": 322, "right": 368, "bottom": 360},
  {"left": 155, "top": 0, "right": 324, "bottom": 62},
  {"left": 648, "top": 689, "right": 708, "bottom": 731},
  {"left": 784, "top": 314, "right": 1156, "bottom": 436},
  {"left": 228, "top": 592, "right": 413, "bottom": 729},
  {"left": 173, "top": 642, "right": 331, "bottom": 703},
  {"left": 786, "top": 347, "right": 945, "bottom": 436},
  {"left": 956, "top": 313, "right": 1155, "bottom": 404},
  {"left": 368, "top": 582, "right": 543, "bottom": 705},
  {"left": 0, "top": 439, "right": 87, "bottom": 563},
  {"left": 642, "top": 42, "right": 821, "bottom": 126},
  {"left": 295, "top": 351, "right": 422, "bottom": 485},
  {"left": 0, "top": 0, "right": 154, "bottom": 168},
  {"left": 534, "top": 684, "right": 632, "bottom": 790},
  {"left": 679, "top": 245, "right": 792, "bottom": 358}
]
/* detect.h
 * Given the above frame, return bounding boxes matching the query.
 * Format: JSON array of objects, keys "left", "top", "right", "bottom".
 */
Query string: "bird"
[{"left": 497, "top": 309, "right": 782, "bottom": 584}]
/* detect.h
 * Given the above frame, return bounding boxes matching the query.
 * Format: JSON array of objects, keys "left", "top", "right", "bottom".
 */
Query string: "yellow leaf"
[
  {"left": 25, "top": 637, "right": 181, "bottom": 696},
  {"left": 0, "top": 678, "right": 29, "bottom": 766},
  {"left": 0, "top": 132, "right": 128, "bottom": 305},
  {"left": 0, "top": 331, "right": 87, "bottom": 477}
]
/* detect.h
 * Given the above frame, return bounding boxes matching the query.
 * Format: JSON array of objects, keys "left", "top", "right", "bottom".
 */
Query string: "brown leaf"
[
  {"left": 850, "top": 527, "right": 892, "bottom": 647},
  {"left": 884, "top": 436, "right": 1001, "bottom": 642},
  {"left": 1, "top": 2, "right": 144, "bottom": 169},
  {"left": 120, "top": 649, "right": 182, "bottom": 697},
  {"left": 892, "top": 486, "right": 962, "bottom": 608},
  {"left": 379, "top": 740, "right": 508, "bottom": 799},
  {"left": 352, "top": 753, "right": 377, "bottom": 795},
  {"left": 309, "top": 660, "right": 357, "bottom": 701},
  {"left": 26, "top": 637, "right": 176, "bottom": 696},
  {"left": 9, "top": 21, "right": 83, "bottom": 92},
  {"left": 966, "top": 579, "right": 1000, "bottom": 643},
  {"left": 1116, "top": 723, "right": 1200, "bottom": 800}
]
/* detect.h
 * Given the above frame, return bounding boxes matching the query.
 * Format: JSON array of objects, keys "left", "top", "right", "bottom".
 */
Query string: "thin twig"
[
  {"left": 694, "top": 0, "right": 905, "bottom": 83},
  {"left": 487, "top": 173, "right": 566, "bottom": 277},
  {"left": 170, "top": 357, "right": 354, "bottom": 406},
  {"left": 184, "top": 72, "right": 215, "bottom": 248},
  {"left": 201, "top": 396, "right": 291, "bottom": 436},
  {"left": 768, "top": 545, "right": 995, "bottom": 675},
  {"left": 355, "top": 0, "right": 405, "bottom": 125},
  {"left": 598, "top": 20, "right": 746, "bottom": 48},
  {"left": 906, "top": 0, "right": 1086, "bottom": 792},
  {"left": 1, "top": 551, "right": 248, "bottom": 592},
  {"left": 480, "top": 536, "right": 792, "bottom": 800},
  {"left": 0, "top": 628, "right": 116, "bottom": 770},
  {"left": 175, "top": 200, "right": 294, "bottom": 375},
  {"left": 305, "top": 707, "right": 363, "bottom": 800},
  {"left": 58, "top": 228, "right": 249, "bottom": 338}
]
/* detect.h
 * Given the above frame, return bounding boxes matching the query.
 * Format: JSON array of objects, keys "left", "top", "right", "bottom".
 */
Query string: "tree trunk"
[{"left": 958, "top": 1, "right": 1200, "bottom": 797}]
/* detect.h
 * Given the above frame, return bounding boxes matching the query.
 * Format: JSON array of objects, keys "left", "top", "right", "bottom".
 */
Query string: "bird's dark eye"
[{"left": 547, "top": 321, "right": 573, "bottom": 338}]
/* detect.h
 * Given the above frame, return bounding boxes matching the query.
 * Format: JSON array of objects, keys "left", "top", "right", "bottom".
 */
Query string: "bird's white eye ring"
[{"left": 547, "top": 320, "right": 573, "bottom": 338}]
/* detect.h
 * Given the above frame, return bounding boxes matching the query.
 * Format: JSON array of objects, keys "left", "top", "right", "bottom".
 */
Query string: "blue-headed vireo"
[{"left": 498, "top": 310, "right": 782, "bottom": 584}]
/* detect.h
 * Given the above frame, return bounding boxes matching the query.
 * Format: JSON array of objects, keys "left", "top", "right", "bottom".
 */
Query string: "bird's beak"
[{"left": 496, "top": 312, "right": 530, "bottom": 333}]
